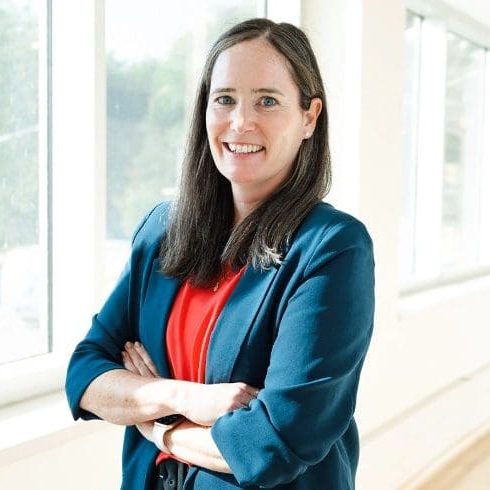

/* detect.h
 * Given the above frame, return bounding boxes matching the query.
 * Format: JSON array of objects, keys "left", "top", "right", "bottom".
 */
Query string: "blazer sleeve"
[
  {"left": 211, "top": 219, "right": 375, "bottom": 487},
  {"left": 65, "top": 203, "right": 164, "bottom": 421}
]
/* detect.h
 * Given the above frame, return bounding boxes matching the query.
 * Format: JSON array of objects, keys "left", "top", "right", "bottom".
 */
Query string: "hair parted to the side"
[{"left": 159, "top": 18, "right": 331, "bottom": 287}]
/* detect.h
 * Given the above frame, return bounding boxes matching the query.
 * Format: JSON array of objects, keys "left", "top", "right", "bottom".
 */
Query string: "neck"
[
  {"left": 233, "top": 198, "right": 261, "bottom": 226},
  {"left": 231, "top": 181, "right": 279, "bottom": 226}
]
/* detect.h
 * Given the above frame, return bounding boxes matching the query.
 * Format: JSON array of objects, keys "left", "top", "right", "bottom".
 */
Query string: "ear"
[{"left": 302, "top": 97, "right": 322, "bottom": 139}]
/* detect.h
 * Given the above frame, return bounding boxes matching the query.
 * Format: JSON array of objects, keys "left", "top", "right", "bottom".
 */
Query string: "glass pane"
[
  {"left": 104, "top": 0, "right": 259, "bottom": 293},
  {"left": 442, "top": 33, "right": 485, "bottom": 273},
  {"left": 400, "top": 11, "right": 421, "bottom": 284},
  {"left": 0, "top": 0, "right": 48, "bottom": 363}
]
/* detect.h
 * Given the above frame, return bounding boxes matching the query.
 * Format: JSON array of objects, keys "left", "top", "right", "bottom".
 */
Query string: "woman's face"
[{"left": 206, "top": 38, "right": 321, "bottom": 203}]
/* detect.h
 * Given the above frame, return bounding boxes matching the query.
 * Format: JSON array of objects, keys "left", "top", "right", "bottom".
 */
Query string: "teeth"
[{"left": 228, "top": 143, "right": 263, "bottom": 154}]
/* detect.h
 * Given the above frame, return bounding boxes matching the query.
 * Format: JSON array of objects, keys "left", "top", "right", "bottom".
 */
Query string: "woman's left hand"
[
  {"left": 121, "top": 341, "right": 259, "bottom": 429},
  {"left": 135, "top": 420, "right": 154, "bottom": 442}
]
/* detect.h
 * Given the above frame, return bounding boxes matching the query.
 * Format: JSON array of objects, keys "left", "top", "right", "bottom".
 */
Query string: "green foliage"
[
  {"left": 106, "top": 3, "right": 257, "bottom": 240},
  {"left": 1, "top": 1, "right": 258, "bottom": 244},
  {"left": 106, "top": 36, "right": 190, "bottom": 239},
  {"left": 0, "top": 1, "right": 39, "bottom": 248}
]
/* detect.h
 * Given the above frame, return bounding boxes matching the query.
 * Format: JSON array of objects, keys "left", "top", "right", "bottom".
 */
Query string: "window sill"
[
  {"left": 398, "top": 271, "right": 490, "bottom": 313},
  {"left": 0, "top": 352, "right": 68, "bottom": 407},
  {"left": 0, "top": 389, "right": 102, "bottom": 466}
]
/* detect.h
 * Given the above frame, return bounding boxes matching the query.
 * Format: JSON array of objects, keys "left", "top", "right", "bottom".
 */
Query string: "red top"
[{"left": 156, "top": 266, "right": 246, "bottom": 465}]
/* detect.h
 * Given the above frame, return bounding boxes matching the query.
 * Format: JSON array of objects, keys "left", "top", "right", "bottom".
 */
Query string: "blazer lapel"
[
  {"left": 205, "top": 265, "right": 280, "bottom": 383},
  {"left": 139, "top": 258, "right": 180, "bottom": 378}
]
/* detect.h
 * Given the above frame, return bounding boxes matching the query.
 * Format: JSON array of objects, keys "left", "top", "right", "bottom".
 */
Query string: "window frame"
[
  {"left": 0, "top": 0, "right": 106, "bottom": 408},
  {"left": 0, "top": 0, "right": 55, "bottom": 405},
  {"left": 401, "top": 1, "right": 490, "bottom": 294},
  {"left": 1, "top": 0, "right": 289, "bottom": 410}
]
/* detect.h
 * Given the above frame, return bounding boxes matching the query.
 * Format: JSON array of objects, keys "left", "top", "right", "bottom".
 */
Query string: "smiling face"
[{"left": 205, "top": 38, "right": 321, "bottom": 207}]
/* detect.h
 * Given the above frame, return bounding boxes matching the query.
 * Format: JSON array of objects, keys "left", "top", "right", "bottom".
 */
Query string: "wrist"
[
  {"left": 163, "top": 424, "right": 176, "bottom": 453},
  {"left": 172, "top": 380, "right": 196, "bottom": 419},
  {"left": 152, "top": 415, "right": 185, "bottom": 453},
  {"left": 164, "top": 419, "right": 194, "bottom": 455},
  {"left": 132, "top": 377, "right": 176, "bottom": 418},
  {"left": 152, "top": 378, "right": 181, "bottom": 416}
]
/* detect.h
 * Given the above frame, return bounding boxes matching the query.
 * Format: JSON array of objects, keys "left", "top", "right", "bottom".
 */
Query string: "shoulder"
[
  {"left": 296, "top": 201, "right": 372, "bottom": 246},
  {"left": 131, "top": 201, "right": 173, "bottom": 251},
  {"left": 285, "top": 202, "right": 373, "bottom": 271}
]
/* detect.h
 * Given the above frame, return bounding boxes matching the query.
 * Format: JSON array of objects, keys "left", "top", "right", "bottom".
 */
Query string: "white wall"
[
  {"left": 0, "top": 421, "right": 122, "bottom": 489},
  {"left": 303, "top": 0, "right": 490, "bottom": 488}
]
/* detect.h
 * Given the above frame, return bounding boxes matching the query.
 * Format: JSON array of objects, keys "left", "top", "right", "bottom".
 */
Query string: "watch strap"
[{"left": 152, "top": 414, "right": 185, "bottom": 453}]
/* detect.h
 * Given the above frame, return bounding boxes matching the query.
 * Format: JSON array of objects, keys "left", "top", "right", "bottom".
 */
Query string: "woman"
[{"left": 66, "top": 18, "right": 374, "bottom": 490}]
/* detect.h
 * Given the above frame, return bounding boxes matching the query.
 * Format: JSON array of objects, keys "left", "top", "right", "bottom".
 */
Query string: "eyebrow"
[{"left": 210, "top": 87, "right": 285, "bottom": 96}]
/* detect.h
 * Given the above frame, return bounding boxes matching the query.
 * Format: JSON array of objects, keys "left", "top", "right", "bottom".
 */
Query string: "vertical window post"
[
  {"left": 51, "top": 0, "right": 106, "bottom": 353},
  {"left": 413, "top": 19, "right": 446, "bottom": 282},
  {"left": 479, "top": 50, "right": 490, "bottom": 266}
]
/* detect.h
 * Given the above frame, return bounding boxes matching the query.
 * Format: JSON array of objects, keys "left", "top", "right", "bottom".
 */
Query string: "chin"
[
  {"left": 216, "top": 165, "right": 257, "bottom": 183},
  {"left": 226, "top": 175, "right": 258, "bottom": 186}
]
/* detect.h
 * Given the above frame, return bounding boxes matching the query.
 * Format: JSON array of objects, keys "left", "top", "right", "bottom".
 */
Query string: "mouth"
[{"left": 224, "top": 142, "right": 265, "bottom": 154}]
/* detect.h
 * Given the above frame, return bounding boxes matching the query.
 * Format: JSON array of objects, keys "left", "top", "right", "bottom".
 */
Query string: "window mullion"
[
  {"left": 51, "top": 0, "right": 105, "bottom": 353},
  {"left": 413, "top": 19, "right": 447, "bottom": 281},
  {"left": 479, "top": 49, "right": 490, "bottom": 266},
  {"left": 463, "top": 47, "right": 486, "bottom": 268},
  {"left": 38, "top": 0, "right": 51, "bottom": 354}
]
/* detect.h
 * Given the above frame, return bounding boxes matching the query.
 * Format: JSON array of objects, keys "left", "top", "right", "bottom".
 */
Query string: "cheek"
[
  {"left": 264, "top": 112, "right": 303, "bottom": 143},
  {"left": 206, "top": 109, "right": 227, "bottom": 137},
  {"left": 286, "top": 119, "right": 307, "bottom": 147},
  {"left": 206, "top": 113, "right": 225, "bottom": 162},
  {"left": 273, "top": 124, "right": 304, "bottom": 154},
  {"left": 205, "top": 109, "right": 214, "bottom": 137},
  {"left": 274, "top": 134, "right": 304, "bottom": 169}
]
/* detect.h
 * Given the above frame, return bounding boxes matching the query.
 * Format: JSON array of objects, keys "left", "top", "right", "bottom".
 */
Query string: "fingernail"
[
  {"left": 125, "top": 342, "right": 131, "bottom": 349},
  {"left": 134, "top": 342, "right": 140, "bottom": 348}
]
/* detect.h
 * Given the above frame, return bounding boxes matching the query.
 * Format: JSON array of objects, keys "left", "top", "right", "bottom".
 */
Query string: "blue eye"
[
  {"left": 217, "top": 95, "right": 234, "bottom": 105},
  {"left": 261, "top": 96, "right": 277, "bottom": 107}
]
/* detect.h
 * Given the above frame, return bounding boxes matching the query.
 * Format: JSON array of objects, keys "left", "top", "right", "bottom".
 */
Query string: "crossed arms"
[{"left": 80, "top": 340, "right": 259, "bottom": 473}]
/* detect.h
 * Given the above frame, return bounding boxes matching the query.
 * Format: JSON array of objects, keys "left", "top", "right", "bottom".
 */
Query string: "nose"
[{"left": 229, "top": 103, "right": 256, "bottom": 133}]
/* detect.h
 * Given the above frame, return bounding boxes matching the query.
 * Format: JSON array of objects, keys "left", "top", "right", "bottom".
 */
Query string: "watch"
[
  {"left": 155, "top": 414, "right": 184, "bottom": 426},
  {"left": 152, "top": 414, "right": 185, "bottom": 453}
]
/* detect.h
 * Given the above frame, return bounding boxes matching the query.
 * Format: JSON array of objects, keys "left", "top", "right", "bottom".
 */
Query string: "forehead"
[{"left": 210, "top": 38, "right": 298, "bottom": 92}]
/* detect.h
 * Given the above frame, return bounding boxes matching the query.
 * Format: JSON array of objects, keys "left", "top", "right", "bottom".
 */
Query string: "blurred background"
[{"left": 0, "top": 0, "right": 489, "bottom": 488}]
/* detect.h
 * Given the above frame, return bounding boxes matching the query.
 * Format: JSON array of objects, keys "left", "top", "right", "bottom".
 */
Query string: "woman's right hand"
[
  {"left": 180, "top": 381, "right": 260, "bottom": 427},
  {"left": 122, "top": 342, "right": 260, "bottom": 426}
]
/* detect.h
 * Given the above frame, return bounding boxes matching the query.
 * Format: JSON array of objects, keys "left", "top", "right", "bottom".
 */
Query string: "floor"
[{"left": 416, "top": 428, "right": 490, "bottom": 490}]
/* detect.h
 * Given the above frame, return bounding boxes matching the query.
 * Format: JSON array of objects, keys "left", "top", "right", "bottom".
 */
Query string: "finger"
[
  {"left": 129, "top": 343, "right": 157, "bottom": 378},
  {"left": 237, "top": 394, "right": 255, "bottom": 409},
  {"left": 226, "top": 384, "right": 259, "bottom": 410},
  {"left": 134, "top": 342, "right": 160, "bottom": 377},
  {"left": 243, "top": 385, "right": 261, "bottom": 398},
  {"left": 122, "top": 351, "right": 138, "bottom": 374},
  {"left": 126, "top": 342, "right": 157, "bottom": 378},
  {"left": 236, "top": 390, "right": 257, "bottom": 409},
  {"left": 125, "top": 343, "right": 154, "bottom": 377}
]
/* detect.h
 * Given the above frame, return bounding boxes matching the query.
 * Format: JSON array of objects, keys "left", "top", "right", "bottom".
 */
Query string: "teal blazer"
[{"left": 65, "top": 201, "right": 374, "bottom": 489}]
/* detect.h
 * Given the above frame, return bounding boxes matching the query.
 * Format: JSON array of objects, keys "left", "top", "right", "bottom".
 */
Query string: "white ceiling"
[{"left": 443, "top": 0, "right": 490, "bottom": 30}]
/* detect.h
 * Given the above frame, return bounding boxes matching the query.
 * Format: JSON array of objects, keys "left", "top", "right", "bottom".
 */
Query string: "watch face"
[{"left": 155, "top": 414, "right": 183, "bottom": 426}]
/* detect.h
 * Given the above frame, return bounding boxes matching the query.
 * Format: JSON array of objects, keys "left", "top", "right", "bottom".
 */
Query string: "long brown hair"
[{"left": 160, "top": 18, "right": 331, "bottom": 287}]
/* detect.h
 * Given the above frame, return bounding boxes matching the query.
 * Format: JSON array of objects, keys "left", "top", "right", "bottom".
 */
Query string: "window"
[
  {"left": 0, "top": 0, "right": 284, "bottom": 409},
  {"left": 401, "top": 8, "right": 490, "bottom": 290},
  {"left": 104, "top": 0, "right": 263, "bottom": 293},
  {"left": 0, "top": 0, "right": 50, "bottom": 365},
  {"left": 442, "top": 33, "right": 486, "bottom": 273},
  {"left": 400, "top": 11, "right": 422, "bottom": 282}
]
